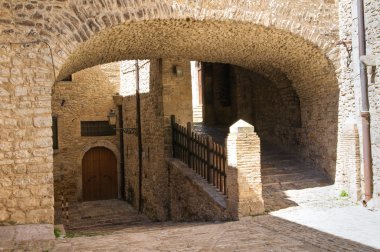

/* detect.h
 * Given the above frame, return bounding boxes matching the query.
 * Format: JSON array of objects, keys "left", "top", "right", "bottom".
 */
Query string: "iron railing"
[{"left": 171, "top": 116, "right": 227, "bottom": 194}]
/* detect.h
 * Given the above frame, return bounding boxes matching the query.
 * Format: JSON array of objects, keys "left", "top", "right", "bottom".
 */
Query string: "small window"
[
  {"left": 62, "top": 75, "right": 72, "bottom": 82},
  {"left": 52, "top": 116, "right": 58, "bottom": 149},
  {"left": 81, "top": 121, "right": 116, "bottom": 136}
]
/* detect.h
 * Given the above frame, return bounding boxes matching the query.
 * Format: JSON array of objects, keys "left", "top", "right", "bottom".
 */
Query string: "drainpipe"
[
  {"left": 357, "top": 0, "right": 373, "bottom": 202},
  {"left": 135, "top": 60, "right": 143, "bottom": 213},
  {"left": 118, "top": 105, "right": 125, "bottom": 200}
]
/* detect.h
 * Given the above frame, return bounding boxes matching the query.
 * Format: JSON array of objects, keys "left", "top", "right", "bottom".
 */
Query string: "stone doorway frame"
[{"left": 76, "top": 140, "right": 122, "bottom": 201}]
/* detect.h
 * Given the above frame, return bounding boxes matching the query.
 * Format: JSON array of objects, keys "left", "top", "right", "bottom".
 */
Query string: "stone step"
[
  {"left": 261, "top": 159, "right": 305, "bottom": 167},
  {"left": 262, "top": 166, "right": 309, "bottom": 173},
  {"left": 261, "top": 171, "right": 324, "bottom": 184},
  {"left": 65, "top": 210, "right": 150, "bottom": 231},
  {"left": 262, "top": 178, "right": 330, "bottom": 191},
  {"left": 66, "top": 215, "right": 149, "bottom": 231}
]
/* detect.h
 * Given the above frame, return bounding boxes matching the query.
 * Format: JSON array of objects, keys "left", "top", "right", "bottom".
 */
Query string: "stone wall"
[
  {"left": 203, "top": 63, "right": 236, "bottom": 126},
  {"left": 237, "top": 66, "right": 301, "bottom": 149},
  {"left": 52, "top": 62, "right": 120, "bottom": 208},
  {"left": 1, "top": 0, "right": 379, "bottom": 236},
  {"left": 234, "top": 69, "right": 302, "bottom": 149},
  {"left": 123, "top": 59, "right": 167, "bottom": 220},
  {"left": 122, "top": 58, "right": 192, "bottom": 220},
  {"left": 167, "top": 159, "right": 229, "bottom": 221},
  {"left": 365, "top": 0, "right": 380, "bottom": 207},
  {"left": 203, "top": 63, "right": 329, "bottom": 172},
  {"left": 337, "top": 0, "right": 380, "bottom": 206},
  {"left": 162, "top": 59, "right": 193, "bottom": 126},
  {"left": 0, "top": 43, "right": 54, "bottom": 225}
]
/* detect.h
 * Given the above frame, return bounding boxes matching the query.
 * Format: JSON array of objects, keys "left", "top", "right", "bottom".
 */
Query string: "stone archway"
[
  {"left": 0, "top": 0, "right": 345, "bottom": 227},
  {"left": 57, "top": 19, "right": 339, "bottom": 178}
]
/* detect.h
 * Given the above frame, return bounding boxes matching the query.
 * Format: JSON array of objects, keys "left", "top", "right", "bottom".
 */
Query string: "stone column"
[
  {"left": 226, "top": 119, "right": 264, "bottom": 220},
  {"left": 0, "top": 43, "right": 55, "bottom": 249}
]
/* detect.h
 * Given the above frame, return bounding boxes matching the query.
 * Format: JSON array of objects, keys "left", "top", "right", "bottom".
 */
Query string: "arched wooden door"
[{"left": 82, "top": 147, "right": 118, "bottom": 201}]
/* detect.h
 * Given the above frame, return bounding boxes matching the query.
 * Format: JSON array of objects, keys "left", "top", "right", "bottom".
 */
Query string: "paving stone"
[{"left": 52, "top": 215, "right": 377, "bottom": 251}]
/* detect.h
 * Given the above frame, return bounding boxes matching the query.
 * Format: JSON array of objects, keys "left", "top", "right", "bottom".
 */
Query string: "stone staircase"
[
  {"left": 261, "top": 144, "right": 332, "bottom": 212},
  {"left": 59, "top": 199, "right": 150, "bottom": 234},
  {"left": 192, "top": 105, "right": 203, "bottom": 123},
  {"left": 189, "top": 125, "right": 332, "bottom": 212}
]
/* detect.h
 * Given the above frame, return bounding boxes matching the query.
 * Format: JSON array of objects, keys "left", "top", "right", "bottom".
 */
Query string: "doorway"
[{"left": 82, "top": 147, "right": 118, "bottom": 201}]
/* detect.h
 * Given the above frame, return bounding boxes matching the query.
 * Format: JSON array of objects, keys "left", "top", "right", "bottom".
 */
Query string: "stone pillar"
[
  {"left": 335, "top": 122, "right": 361, "bottom": 201},
  {"left": 226, "top": 119, "right": 264, "bottom": 220},
  {"left": 0, "top": 43, "right": 55, "bottom": 249}
]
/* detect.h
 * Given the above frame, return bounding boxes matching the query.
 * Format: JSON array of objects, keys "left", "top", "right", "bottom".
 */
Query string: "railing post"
[
  {"left": 206, "top": 135, "right": 212, "bottom": 183},
  {"left": 226, "top": 119, "right": 264, "bottom": 220},
  {"left": 171, "top": 115, "right": 176, "bottom": 157},
  {"left": 187, "top": 122, "right": 192, "bottom": 167}
]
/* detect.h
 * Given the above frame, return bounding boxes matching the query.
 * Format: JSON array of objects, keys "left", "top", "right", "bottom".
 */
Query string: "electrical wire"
[{"left": 0, "top": 40, "right": 57, "bottom": 82}]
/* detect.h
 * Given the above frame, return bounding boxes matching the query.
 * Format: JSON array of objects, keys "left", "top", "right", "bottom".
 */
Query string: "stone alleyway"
[
  {"left": 260, "top": 142, "right": 333, "bottom": 212},
  {"left": 53, "top": 214, "right": 377, "bottom": 251},
  {"left": 49, "top": 126, "right": 379, "bottom": 251},
  {"left": 193, "top": 124, "right": 333, "bottom": 212},
  {"left": 50, "top": 131, "right": 380, "bottom": 251}
]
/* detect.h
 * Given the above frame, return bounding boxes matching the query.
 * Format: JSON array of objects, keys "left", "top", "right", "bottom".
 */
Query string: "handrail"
[{"left": 171, "top": 115, "right": 227, "bottom": 194}]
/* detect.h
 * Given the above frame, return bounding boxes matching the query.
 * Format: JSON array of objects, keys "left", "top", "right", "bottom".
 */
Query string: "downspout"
[
  {"left": 118, "top": 105, "right": 125, "bottom": 200},
  {"left": 135, "top": 60, "right": 143, "bottom": 213},
  {"left": 357, "top": 0, "right": 373, "bottom": 203}
]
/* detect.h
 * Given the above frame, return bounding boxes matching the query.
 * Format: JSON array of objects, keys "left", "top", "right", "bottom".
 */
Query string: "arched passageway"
[
  {"left": 52, "top": 20, "right": 339, "bottom": 220},
  {"left": 0, "top": 0, "right": 343, "bottom": 226},
  {"left": 58, "top": 19, "right": 339, "bottom": 179}
]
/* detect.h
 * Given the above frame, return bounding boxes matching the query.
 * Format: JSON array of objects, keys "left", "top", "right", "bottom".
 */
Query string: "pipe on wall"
[
  {"left": 135, "top": 60, "right": 143, "bottom": 213},
  {"left": 357, "top": 0, "right": 373, "bottom": 202},
  {"left": 118, "top": 105, "right": 125, "bottom": 200}
]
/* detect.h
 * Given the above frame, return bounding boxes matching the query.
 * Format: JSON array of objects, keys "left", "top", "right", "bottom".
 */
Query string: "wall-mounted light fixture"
[
  {"left": 173, "top": 65, "right": 183, "bottom": 77},
  {"left": 108, "top": 109, "right": 138, "bottom": 136}
]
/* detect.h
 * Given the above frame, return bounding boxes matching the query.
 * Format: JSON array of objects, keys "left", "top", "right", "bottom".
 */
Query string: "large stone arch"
[
  {"left": 54, "top": 18, "right": 339, "bottom": 177},
  {"left": 0, "top": 0, "right": 340, "bottom": 71},
  {"left": 0, "top": 0, "right": 344, "bottom": 228}
]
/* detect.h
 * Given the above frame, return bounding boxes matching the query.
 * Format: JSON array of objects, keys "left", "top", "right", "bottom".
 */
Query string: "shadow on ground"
[{"left": 54, "top": 214, "right": 377, "bottom": 251}]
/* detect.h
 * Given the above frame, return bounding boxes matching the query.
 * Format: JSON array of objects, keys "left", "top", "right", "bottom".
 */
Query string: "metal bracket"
[{"left": 116, "top": 127, "right": 138, "bottom": 136}]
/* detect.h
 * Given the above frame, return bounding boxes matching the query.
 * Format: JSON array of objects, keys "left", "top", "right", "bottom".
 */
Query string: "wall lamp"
[
  {"left": 173, "top": 65, "right": 183, "bottom": 77},
  {"left": 108, "top": 109, "right": 138, "bottom": 136}
]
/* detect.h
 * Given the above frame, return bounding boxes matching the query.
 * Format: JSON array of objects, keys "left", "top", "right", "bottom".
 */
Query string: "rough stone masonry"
[{"left": 0, "top": 0, "right": 379, "bottom": 249}]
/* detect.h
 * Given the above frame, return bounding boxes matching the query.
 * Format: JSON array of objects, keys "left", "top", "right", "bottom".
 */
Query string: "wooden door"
[{"left": 82, "top": 147, "right": 118, "bottom": 201}]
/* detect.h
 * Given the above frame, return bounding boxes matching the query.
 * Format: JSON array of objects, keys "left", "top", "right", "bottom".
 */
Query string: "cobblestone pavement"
[
  {"left": 51, "top": 127, "right": 379, "bottom": 251},
  {"left": 53, "top": 215, "right": 377, "bottom": 252},
  {"left": 57, "top": 200, "right": 150, "bottom": 234}
]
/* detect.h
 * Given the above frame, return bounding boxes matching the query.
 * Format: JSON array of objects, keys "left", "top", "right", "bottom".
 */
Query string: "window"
[
  {"left": 81, "top": 121, "right": 116, "bottom": 136},
  {"left": 52, "top": 116, "right": 58, "bottom": 149},
  {"left": 62, "top": 74, "right": 72, "bottom": 82}
]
